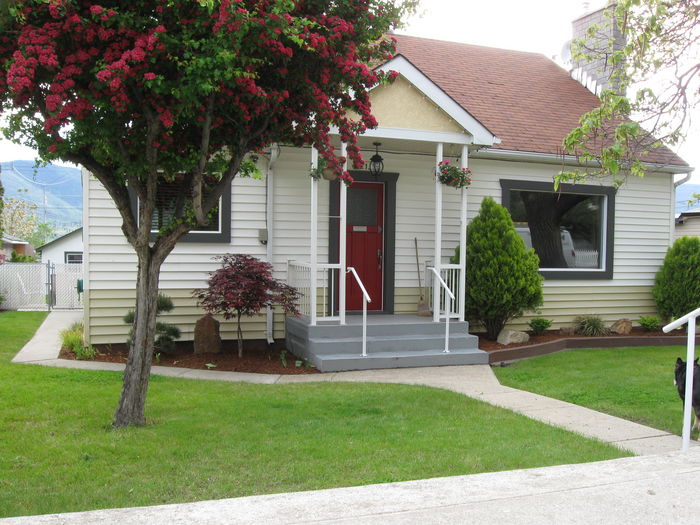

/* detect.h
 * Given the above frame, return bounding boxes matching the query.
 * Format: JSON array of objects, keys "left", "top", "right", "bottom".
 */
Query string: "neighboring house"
[
  {"left": 82, "top": 33, "right": 691, "bottom": 371},
  {"left": 675, "top": 209, "right": 700, "bottom": 239},
  {"left": 1, "top": 234, "right": 34, "bottom": 260},
  {"left": 36, "top": 228, "right": 84, "bottom": 265}
]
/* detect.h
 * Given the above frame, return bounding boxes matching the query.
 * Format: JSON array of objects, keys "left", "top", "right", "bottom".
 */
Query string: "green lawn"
[
  {"left": 493, "top": 346, "right": 688, "bottom": 436},
  {"left": 1, "top": 312, "right": 630, "bottom": 518}
]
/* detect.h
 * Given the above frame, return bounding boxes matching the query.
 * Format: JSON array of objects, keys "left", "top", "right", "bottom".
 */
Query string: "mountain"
[{"left": 1, "top": 160, "right": 82, "bottom": 232}]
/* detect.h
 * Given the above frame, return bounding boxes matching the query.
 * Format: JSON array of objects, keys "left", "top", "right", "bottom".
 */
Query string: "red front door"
[{"left": 346, "top": 181, "right": 384, "bottom": 311}]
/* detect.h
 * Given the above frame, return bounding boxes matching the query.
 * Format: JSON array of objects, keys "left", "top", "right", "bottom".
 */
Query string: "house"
[
  {"left": 81, "top": 33, "right": 690, "bottom": 371},
  {"left": 1, "top": 233, "right": 34, "bottom": 261},
  {"left": 675, "top": 209, "right": 700, "bottom": 239},
  {"left": 36, "top": 228, "right": 84, "bottom": 265}
]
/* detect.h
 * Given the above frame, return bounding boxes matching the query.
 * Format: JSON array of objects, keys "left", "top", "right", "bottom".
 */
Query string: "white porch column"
[
  {"left": 310, "top": 147, "right": 319, "bottom": 325},
  {"left": 459, "top": 145, "right": 469, "bottom": 322},
  {"left": 339, "top": 143, "right": 348, "bottom": 325},
  {"left": 433, "top": 143, "right": 444, "bottom": 322}
]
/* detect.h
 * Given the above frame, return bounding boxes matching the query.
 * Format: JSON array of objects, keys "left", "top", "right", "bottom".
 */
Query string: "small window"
[
  {"left": 501, "top": 180, "right": 615, "bottom": 280},
  {"left": 65, "top": 252, "right": 83, "bottom": 264},
  {"left": 131, "top": 178, "right": 231, "bottom": 243}
]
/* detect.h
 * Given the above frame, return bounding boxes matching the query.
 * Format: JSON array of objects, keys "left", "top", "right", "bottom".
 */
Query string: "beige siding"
[{"left": 86, "top": 288, "right": 286, "bottom": 345}]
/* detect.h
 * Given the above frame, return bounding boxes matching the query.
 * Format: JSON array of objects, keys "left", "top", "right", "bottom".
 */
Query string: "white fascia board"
[
  {"left": 375, "top": 55, "right": 499, "bottom": 147},
  {"left": 472, "top": 148, "right": 694, "bottom": 174},
  {"left": 362, "top": 126, "right": 473, "bottom": 145}
]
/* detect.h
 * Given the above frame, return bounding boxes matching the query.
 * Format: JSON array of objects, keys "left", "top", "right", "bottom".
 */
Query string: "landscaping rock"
[
  {"left": 194, "top": 314, "right": 222, "bottom": 354},
  {"left": 497, "top": 328, "right": 530, "bottom": 345},
  {"left": 610, "top": 318, "right": 633, "bottom": 335},
  {"left": 560, "top": 326, "right": 576, "bottom": 336}
]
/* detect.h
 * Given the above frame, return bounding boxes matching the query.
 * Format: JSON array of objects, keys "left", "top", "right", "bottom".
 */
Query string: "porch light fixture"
[{"left": 368, "top": 142, "right": 384, "bottom": 178}]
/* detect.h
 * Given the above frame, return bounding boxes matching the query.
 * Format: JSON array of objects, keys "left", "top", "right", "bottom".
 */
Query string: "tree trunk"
[
  {"left": 112, "top": 247, "right": 163, "bottom": 428},
  {"left": 237, "top": 312, "right": 243, "bottom": 358}
]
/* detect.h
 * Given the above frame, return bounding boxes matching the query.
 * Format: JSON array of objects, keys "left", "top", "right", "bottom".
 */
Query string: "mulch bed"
[
  {"left": 59, "top": 328, "right": 696, "bottom": 374},
  {"left": 59, "top": 341, "right": 320, "bottom": 375},
  {"left": 478, "top": 327, "right": 698, "bottom": 364}
]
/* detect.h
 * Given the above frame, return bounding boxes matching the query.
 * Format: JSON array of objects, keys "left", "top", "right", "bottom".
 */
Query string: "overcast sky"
[{"left": 1, "top": 0, "right": 697, "bottom": 180}]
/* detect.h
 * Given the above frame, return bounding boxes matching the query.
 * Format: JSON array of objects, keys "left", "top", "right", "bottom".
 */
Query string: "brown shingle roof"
[{"left": 393, "top": 34, "right": 686, "bottom": 167}]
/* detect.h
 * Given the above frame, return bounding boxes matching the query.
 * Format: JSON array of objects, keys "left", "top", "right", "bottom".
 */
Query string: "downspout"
[{"left": 265, "top": 144, "right": 280, "bottom": 345}]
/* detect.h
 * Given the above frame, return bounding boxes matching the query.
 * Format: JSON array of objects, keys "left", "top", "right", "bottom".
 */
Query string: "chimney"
[{"left": 570, "top": 3, "right": 626, "bottom": 96}]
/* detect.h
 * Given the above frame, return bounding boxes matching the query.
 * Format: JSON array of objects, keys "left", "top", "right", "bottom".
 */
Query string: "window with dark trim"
[
  {"left": 500, "top": 180, "right": 615, "bottom": 280},
  {"left": 130, "top": 178, "right": 231, "bottom": 243},
  {"left": 64, "top": 252, "right": 83, "bottom": 264}
]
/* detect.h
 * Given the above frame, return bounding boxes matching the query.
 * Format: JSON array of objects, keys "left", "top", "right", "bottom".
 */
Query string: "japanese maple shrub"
[
  {"left": 0, "top": 0, "right": 416, "bottom": 427},
  {"left": 194, "top": 254, "right": 299, "bottom": 358},
  {"left": 461, "top": 197, "right": 543, "bottom": 340}
]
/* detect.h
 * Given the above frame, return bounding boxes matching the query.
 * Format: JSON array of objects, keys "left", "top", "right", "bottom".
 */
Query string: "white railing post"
[
  {"left": 459, "top": 144, "right": 468, "bottom": 322},
  {"left": 663, "top": 307, "right": 700, "bottom": 451},
  {"left": 310, "top": 148, "right": 319, "bottom": 326},
  {"left": 339, "top": 143, "right": 348, "bottom": 325},
  {"left": 347, "top": 267, "right": 371, "bottom": 357},
  {"left": 428, "top": 267, "right": 454, "bottom": 353},
  {"left": 433, "top": 143, "right": 444, "bottom": 322}
]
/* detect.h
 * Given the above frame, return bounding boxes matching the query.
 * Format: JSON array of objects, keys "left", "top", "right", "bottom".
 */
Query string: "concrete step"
[
  {"left": 311, "top": 348, "right": 489, "bottom": 372},
  {"left": 308, "top": 332, "right": 479, "bottom": 355}
]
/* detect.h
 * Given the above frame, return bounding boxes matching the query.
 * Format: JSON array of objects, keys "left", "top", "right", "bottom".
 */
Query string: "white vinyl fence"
[{"left": 0, "top": 262, "right": 83, "bottom": 311}]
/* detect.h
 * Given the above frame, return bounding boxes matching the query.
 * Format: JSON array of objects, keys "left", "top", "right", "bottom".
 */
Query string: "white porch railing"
[
  {"left": 663, "top": 309, "right": 700, "bottom": 451},
  {"left": 287, "top": 261, "right": 340, "bottom": 321},
  {"left": 347, "top": 267, "right": 371, "bottom": 357},
  {"left": 427, "top": 266, "right": 454, "bottom": 353},
  {"left": 425, "top": 262, "right": 461, "bottom": 319}
]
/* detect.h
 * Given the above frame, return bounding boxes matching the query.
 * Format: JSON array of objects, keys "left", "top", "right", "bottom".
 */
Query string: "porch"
[{"left": 286, "top": 314, "right": 487, "bottom": 372}]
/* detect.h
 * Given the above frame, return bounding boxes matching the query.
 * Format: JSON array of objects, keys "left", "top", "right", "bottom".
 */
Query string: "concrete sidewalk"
[{"left": 13, "top": 311, "right": 690, "bottom": 456}]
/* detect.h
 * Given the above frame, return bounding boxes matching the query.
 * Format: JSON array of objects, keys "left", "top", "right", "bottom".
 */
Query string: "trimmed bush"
[
  {"left": 124, "top": 294, "right": 181, "bottom": 353},
  {"left": 458, "top": 197, "right": 543, "bottom": 340},
  {"left": 653, "top": 236, "right": 700, "bottom": 321},
  {"left": 528, "top": 317, "right": 553, "bottom": 336},
  {"left": 638, "top": 316, "right": 662, "bottom": 332}
]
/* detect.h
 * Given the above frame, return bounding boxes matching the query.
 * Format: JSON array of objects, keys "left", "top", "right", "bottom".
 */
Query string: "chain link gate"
[{"left": 0, "top": 262, "right": 83, "bottom": 311}]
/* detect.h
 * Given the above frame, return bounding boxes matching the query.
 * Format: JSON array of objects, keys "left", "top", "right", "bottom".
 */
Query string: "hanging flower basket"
[
  {"left": 310, "top": 158, "right": 338, "bottom": 181},
  {"left": 436, "top": 160, "right": 472, "bottom": 189}
]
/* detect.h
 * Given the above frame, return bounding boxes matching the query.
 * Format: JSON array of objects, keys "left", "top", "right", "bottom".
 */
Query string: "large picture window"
[{"left": 500, "top": 180, "right": 615, "bottom": 279}]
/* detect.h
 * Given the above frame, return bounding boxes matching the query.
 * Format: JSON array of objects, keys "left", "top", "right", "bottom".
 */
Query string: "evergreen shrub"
[{"left": 652, "top": 236, "right": 700, "bottom": 321}]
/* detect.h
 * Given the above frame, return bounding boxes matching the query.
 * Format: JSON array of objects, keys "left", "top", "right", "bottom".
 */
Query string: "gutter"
[
  {"left": 264, "top": 144, "right": 280, "bottom": 345},
  {"left": 470, "top": 148, "right": 694, "bottom": 175}
]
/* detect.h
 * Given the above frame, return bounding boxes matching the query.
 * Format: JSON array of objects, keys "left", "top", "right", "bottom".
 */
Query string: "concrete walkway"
[{"left": 5, "top": 311, "right": 699, "bottom": 524}]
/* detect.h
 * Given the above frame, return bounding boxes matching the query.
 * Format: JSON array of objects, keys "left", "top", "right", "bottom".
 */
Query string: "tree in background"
[
  {"left": 461, "top": 197, "right": 543, "bottom": 340},
  {"left": 194, "top": 254, "right": 299, "bottom": 358},
  {"left": 0, "top": 0, "right": 417, "bottom": 427},
  {"left": 560, "top": 0, "right": 698, "bottom": 185},
  {"left": 652, "top": 236, "right": 700, "bottom": 321},
  {"left": 1, "top": 198, "right": 56, "bottom": 247}
]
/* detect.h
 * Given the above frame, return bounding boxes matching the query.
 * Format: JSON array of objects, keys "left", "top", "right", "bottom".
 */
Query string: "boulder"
[
  {"left": 610, "top": 318, "right": 632, "bottom": 335},
  {"left": 560, "top": 326, "right": 576, "bottom": 336},
  {"left": 497, "top": 328, "right": 530, "bottom": 345},
  {"left": 194, "top": 314, "right": 222, "bottom": 354}
]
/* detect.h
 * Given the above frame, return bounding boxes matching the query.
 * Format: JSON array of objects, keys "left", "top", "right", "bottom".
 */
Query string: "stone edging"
[{"left": 487, "top": 334, "right": 700, "bottom": 364}]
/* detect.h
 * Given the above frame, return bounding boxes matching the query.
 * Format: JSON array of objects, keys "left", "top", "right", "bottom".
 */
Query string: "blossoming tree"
[{"left": 0, "top": 0, "right": 417, "bottom": 427}]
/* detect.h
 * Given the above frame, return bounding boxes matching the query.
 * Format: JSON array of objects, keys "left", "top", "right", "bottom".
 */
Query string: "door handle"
[{"left": 377, "top": 249, "right": 383, "bottom": 270}]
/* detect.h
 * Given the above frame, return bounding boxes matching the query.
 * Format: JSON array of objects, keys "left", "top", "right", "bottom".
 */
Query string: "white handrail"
[
  {"left": 347, "top": 267, "right": 371, "bottom": 357},
  {"left": 428, "top": 266, "right": 453, "bottom": 353},
  {"left": 663, "top": 309, "right": 699, "bottom": 451}
]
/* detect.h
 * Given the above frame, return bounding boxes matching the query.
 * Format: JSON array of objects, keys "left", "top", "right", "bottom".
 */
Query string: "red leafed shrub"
[{"left": 194, "top": 254, "right": 299, "bottom": 357}]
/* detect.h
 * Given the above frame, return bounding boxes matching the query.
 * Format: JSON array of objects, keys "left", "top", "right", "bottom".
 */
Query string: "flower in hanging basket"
[
  {"left": 436, "top": 160, "right": 472, "bottom": 188},
  {"left": 310, "top": 157, "right": 340, "bottom": 181}
]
